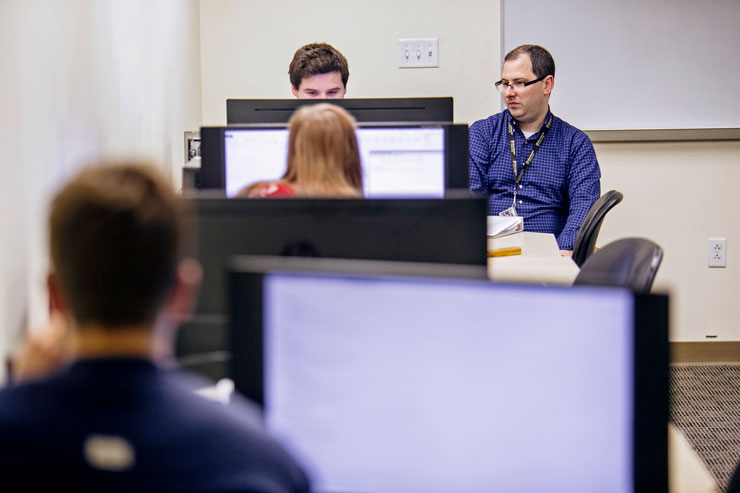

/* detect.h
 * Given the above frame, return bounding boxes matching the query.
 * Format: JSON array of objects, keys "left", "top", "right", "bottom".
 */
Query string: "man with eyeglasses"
[{"left": 469, "top": 44, "right": 601, "bottom": 255}]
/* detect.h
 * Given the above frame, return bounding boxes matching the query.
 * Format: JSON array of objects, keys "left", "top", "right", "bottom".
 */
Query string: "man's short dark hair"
[
  {"left": 49, "top": 163, "right": 187, "bottom": 329},
  {"left": 504, "top": 44, "right": 555, "bottom": 79},
  {"left": 289, "top": 42, "right": 349, "bottom": 89}
]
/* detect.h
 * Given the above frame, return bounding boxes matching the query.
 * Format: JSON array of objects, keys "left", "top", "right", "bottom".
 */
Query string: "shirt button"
[
  {"left": 518, "top": 200, "right": 523, "bottom": 205},
  {"left": 518, "top": 185, "right": 523, "bottom": 189}
]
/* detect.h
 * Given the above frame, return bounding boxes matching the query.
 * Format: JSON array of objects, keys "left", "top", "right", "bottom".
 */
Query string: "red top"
[{"left": 247, "top": 183, "right": 296, "bottom": 198}]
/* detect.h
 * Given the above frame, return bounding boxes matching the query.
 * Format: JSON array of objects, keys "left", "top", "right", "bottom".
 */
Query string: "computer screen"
[
  {"left": 226, "top": 97, "right": 454, "bottom": 124},
  {"left": 222, "top": 126, "right": 445, "bottom": 198},
  {"left": 229, "top": 258, "right": 669, "bottom": 492},
  {"left": 199, "top": 123, "right": 470, "bottom": 196}
]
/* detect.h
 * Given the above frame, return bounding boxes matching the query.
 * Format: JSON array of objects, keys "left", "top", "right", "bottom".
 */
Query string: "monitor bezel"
[{"left": 226, "top": 97, "right": 454, "bottom": 124}]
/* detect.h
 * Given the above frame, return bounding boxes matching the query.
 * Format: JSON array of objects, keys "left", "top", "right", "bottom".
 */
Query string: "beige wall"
[
  {"left": 595, "top": 140, "right": 740, "bottom": 341},
  {"left": 199, "top": 0, "right": 500, "bottom": 126}
]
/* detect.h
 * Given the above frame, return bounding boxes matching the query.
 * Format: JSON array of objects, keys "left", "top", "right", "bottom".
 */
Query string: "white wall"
[
  {"left": 199, "top": 0, "right": 500, "bottom": 126},
  {"left": 199, "top": 0, "right": 740, "bottom": 342},
  {"left": 0, "top": 0, "right": 202, "bottom": 382},
  {"left": 503, "top": 0, "right": 740, "bottom": 130}
]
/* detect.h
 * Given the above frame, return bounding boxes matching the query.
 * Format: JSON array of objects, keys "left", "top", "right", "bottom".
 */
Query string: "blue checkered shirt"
[{"left": 469, "top": 109, "right": 601, "bottom": 250}]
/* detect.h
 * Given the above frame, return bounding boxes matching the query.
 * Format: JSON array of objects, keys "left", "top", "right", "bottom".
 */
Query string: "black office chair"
[
  {"left": 573, "top": 238, "right": 663, "bottom": 293},
  {"left": 572, "top": 190, "right": 624, "bottom": 267}
]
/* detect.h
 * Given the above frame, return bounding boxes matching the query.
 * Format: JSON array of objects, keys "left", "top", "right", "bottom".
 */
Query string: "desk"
[
  {"left": 670, "top": 423, "right": 717, "bottom": 492},
  {"left": 487, "top": 232, "right": 580, "bottom": 284}
]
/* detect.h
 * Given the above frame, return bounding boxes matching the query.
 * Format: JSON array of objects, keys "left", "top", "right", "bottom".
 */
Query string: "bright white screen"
[
  {"left": 224, "top": 129, "right": 289, "bottom": 197},
  {"left": 263, "top": 275, "right": 634, "bottom": 493},
  {"left": 223, "top": 127, "right": 445, "bottom": 198}
]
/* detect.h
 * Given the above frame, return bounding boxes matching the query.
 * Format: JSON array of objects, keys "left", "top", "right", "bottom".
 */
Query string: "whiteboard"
[{"left": 502, "top": 0, "right": 740, "bottom": 131}]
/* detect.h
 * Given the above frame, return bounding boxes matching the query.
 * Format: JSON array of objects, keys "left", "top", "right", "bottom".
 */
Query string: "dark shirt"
[
  {"left": 469, "top": 109, "right": 601, "bottom": 249},
  {"left": 0, "top": 358, "right": 310, "bottom": 492}
]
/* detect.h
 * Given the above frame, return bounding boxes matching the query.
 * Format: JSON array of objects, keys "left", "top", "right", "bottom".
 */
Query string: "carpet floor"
[{"left": 670, "top": 364, "right": 740, "bottom": 491}]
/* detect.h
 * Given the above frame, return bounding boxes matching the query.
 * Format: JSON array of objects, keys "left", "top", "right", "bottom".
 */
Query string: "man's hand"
[
  {"left": 560, "top": 250, "right": 573, "bottom": 257},
  {"left": 11, "top": 313, "right": 72, "bottom": 383}
]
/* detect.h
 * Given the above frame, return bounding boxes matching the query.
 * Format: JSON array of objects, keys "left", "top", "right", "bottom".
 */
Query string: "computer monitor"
[
  {"left": 228, "top": 256, "right": 669, "bottom": 492},
  {"left": 189, "top": 193, "right": 485, "bottom": 315},
  {"left": 226, "top": 97, "right": 454, "bottom": 124},
  {"left": 175, "top": 193, "right": 487, "bottom": 378},
  {"left": 198, "top": 123, "right": 470, "bottom": 197}
]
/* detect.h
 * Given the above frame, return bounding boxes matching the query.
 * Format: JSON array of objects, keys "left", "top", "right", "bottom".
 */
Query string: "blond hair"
[
  {"left": 285, "top": 103, "right": 363, "bottom": 196},
  {"left": 239, "top": 103, "right": 363, "bottom": 198}
]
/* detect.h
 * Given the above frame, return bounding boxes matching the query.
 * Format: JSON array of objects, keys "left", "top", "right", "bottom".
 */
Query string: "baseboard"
[{"left": 671, "top": 341, "right": 740, "bottom": 364}]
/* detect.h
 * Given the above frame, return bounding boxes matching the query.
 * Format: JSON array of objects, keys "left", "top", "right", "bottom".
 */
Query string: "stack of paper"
[{"left": 487, "top": 216, "right": 524, "bottom": 238}]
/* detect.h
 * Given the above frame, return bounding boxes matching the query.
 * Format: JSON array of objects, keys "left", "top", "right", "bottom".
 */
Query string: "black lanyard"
[{"left": 506, "top": 114, "right": 553, "bottom": 188}]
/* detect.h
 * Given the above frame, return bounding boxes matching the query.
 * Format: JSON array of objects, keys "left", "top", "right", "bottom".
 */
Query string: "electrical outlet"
[{"left": 708, "top": 237, "right": 727, "bottom": 268}]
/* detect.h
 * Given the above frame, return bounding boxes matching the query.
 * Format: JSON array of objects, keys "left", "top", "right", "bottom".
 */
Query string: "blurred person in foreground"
[
  {"left": 239, "top": 103, "right": 363, "bottom": 198},
  {"left": 0, "top": 163, "right": 310, "bottom": 492}
]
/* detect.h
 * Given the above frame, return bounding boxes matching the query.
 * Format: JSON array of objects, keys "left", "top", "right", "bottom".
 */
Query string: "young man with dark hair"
[
  {"left": 469, "top": 44, "right": 601, "bottom": 255},
  {"left": 289, "top": 42, "right": 349, "bottom": 99},
  {"left": 0, "top": 163, "right": 310, "bottom": 492}
]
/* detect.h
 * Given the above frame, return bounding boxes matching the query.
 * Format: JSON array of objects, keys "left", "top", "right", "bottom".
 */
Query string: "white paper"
[{"left": 487, "top": 215, "right": 523, "bottom": 237}]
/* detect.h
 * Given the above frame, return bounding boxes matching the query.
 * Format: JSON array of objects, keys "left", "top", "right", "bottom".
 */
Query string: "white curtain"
[{"left": 0, "top": 0, "right": 202, "bottom": 383}]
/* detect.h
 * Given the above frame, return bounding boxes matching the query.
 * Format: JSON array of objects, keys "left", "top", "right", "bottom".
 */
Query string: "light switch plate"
[{"left": 398, "top": 38, "right": 439, "bottom": 68}]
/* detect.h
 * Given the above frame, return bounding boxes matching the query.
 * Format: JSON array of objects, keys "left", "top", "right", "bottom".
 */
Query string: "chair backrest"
[
  {"left": 572, "top": 190, "right": 624, "bottom": 267},
  {"left": 574, "top": 238, "right": 663, "bottom": 293}
]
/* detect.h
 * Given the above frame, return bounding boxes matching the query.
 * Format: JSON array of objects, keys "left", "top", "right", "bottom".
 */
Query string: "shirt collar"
[{"left": 505, "top": 107, "right": 553, "bottom": 140}]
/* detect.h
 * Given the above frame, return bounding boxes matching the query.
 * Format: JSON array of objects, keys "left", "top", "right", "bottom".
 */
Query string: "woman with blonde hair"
[{"left": 238, "top": 103, "right": 363, "bottom": 198}]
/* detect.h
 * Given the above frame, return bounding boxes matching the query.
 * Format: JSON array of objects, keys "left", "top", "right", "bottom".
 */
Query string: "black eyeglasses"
[{"left": 494, "top": 75, "right": 546, "bottom": 93}]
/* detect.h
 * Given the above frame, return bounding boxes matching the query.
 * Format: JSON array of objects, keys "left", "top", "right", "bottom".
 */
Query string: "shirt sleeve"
[
  {"left": 556, "top": 133, "right": 601, "bottom": 250},
  {"left": 468, "top": 120, "right": 490, "bottom": 194}
]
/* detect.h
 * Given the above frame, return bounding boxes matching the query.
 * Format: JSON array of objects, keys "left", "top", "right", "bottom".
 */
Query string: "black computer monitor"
[
  {"left": 228, "top": 256, "right": 669, "bottom": 492},
  {"left": 175, "top": 193, "right": 487, "bottom": 378},
  {"left": 226, "top": 97, "right": 454, "bottom": 124},
  {"left": 190, "top": 193, "right": 485, "bottom": 315},
  {"left": 199, "top": 123, "right": 469, "bottom": 197}
]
